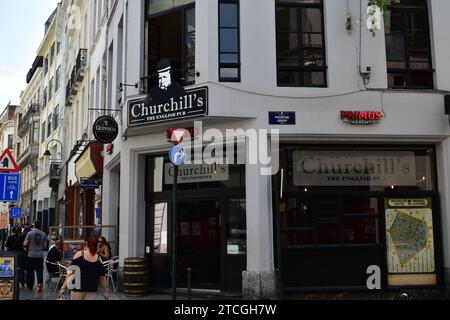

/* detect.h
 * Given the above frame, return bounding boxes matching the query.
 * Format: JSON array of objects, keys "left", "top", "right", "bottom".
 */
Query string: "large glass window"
[
  {"left": 147, "top": 3, "right": 195, "bottom": 88},
  {"left": 276, "top": 0, "right": 327, "bottom": 87},
  {"left": 385, "top": 0, "right": 433, "bottom": 89},
  {"left": 219, "top": 0, "right": 240, "bottom": 82},
  {"left": 281, "top": 146, "right": 436, "bottom": 192}
]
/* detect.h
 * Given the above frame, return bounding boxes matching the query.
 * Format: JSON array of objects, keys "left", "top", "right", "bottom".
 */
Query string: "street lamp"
[{"left": 44, "top": 139, "right": 64, "bottom": 160}]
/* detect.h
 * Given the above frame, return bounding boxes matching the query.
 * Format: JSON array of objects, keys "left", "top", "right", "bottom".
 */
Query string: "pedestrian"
[
  {"left": 16, "top": 226, "right": 31, "bottom": 287},
  {"left": 5, "top": 226, "right": 21, "bottom": 252},
  {"left": 58, "top": 237, "right": 109, "bottom": 300},
  {"left": 97, "top": 236, "right": 111, "bottom": 262},
  {"left": 23, "top": 220, "right": 47, "bottom": 293}
]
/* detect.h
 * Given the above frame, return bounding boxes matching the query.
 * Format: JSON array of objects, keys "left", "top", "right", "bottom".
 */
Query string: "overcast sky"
[{"left": 0, "top": 0, "right": 60, "bottom": 109}]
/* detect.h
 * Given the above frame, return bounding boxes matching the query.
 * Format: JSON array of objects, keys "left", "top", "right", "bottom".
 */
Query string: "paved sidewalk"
[{"left": 19, "top": 285, "right": 199, "bottom": 301}]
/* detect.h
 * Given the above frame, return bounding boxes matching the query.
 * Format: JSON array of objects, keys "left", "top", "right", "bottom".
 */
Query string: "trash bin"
[{"left": 123, "top": 257, "right": 149, "bottom": 297}]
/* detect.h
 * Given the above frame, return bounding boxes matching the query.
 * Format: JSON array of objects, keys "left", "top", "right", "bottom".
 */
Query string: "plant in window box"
[{"left": 367, "top": 0, "right": 400, "bottom": 37}]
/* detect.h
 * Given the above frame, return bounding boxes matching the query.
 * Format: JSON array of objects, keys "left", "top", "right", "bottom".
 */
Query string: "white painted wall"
[{"left": 101, "top": 0, "right": 450, "bottom": 287}]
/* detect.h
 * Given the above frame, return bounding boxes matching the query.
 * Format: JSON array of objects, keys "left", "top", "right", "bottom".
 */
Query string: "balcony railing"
[
  {"left": 18, "top": 104, "right": 40, "bottom": 138},
  {"left": 66, "top": 49, "right": 87, "bottom": 106},
  {"left": 17, "top": 144, "right": 39, "bottom": 170}
]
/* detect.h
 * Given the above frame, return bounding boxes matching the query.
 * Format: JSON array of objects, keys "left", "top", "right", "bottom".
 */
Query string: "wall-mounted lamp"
[
  {"left": 345, "top": 15, "right": 353, "bottom": 34},
  {"left": 119, "top": 82, "right": 139, "bottom": 92}
]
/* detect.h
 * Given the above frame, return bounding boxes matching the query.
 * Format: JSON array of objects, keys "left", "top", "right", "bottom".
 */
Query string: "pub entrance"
[{"left": 145, "top": 156, "right": 246, "bottom": 292}]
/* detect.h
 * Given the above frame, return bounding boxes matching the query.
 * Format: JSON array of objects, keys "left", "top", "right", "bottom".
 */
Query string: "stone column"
[{"left": 243, "top": 137, "right": 277, "bottom": 299}]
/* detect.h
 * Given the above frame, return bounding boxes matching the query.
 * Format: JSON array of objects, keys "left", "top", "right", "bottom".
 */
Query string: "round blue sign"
[{"left": 169, "top": 146, "right": 187, "bottom": 166}]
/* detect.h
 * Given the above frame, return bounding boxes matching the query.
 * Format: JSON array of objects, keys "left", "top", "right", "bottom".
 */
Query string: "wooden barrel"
[{"left": 123, "top": 257, "right": 149, "bottom": 297}]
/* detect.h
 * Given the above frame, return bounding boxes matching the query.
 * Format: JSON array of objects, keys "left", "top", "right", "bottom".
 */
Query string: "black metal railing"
[
  {"left": 66, "top": 49, "right": 87, "bottom": 105},
  {"left": 18, "top": 104, "right": 40, "bottom": 137}
]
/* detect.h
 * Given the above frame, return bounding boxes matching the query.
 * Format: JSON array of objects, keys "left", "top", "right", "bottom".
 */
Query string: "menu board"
[
  {"left": 0, "top": 256, "right": 15, "bottom": 301},
  {"left": 0, "top": 257, "right": 14, "bottom": 278},
  {"left": 385, "top": 199, "right": 435, "bottom": 274},
  {"left": 0, "top": 280, "right": 14, "bottom": 300}
]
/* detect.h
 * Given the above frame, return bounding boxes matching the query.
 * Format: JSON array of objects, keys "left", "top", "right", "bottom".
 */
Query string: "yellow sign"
[{"left": 388, "top": 199, "right": 429, "bottom": 207}]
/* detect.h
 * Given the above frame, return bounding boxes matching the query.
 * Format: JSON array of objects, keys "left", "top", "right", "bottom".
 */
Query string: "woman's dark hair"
[
  {"left": 99, "top": 236, "right": 108, "bottom": 245},
  {"left": 87, "top": 237, "right": 98, "bottom": 256}
]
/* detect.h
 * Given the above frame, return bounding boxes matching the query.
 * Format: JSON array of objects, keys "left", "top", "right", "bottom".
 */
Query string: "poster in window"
[
  {"left": 385, "top": 205, "right": 435, "bottom": 274},
  {"left": 0, "top": 280, "right": 14, "bottom": 300},
  {"left": 180, "top": 222, "right": 190, "bottom": 236},
  {"left": 0, "top": 257, "right": 14, "bottom": 278}
]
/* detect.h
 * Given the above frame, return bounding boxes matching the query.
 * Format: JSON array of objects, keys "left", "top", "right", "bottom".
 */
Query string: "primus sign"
[
  {"left": 294, "top": 151, "right": 416, "bottom": 186},
  {"left": 341, "top": 110, "right": 383, "bottom": 125}
]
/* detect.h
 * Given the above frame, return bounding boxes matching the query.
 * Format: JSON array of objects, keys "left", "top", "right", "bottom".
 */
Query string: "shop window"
[
  {"left": 219, "top": 0, "right": 240, "bottom": 82},
  {"left": 385, "top": 0, "right": 433, "bottom": 89},
  {"left": 276, "top": 0, "right": 327, "bottom": 87},
  {"left": 147, "top": 3, "right": 195, "bottom": 89},
  {"left": 282, "top": 146, "right": 436, "bottom": 192}
]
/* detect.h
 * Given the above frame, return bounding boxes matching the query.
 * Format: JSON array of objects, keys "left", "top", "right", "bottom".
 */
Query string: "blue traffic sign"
[
  {"left": 9, "top": 208, "right": 22, "bottom": 219},
  {"left": 0, "top": 173, "right": 21, "bottom": 202},
  {"left": 169, "top": 146, "right": 187, "bottom": 166}
]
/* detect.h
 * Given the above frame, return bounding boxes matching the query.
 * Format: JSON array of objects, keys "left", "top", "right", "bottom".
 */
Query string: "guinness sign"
[
  {"left": 93, "top": 116, "right": 119, "bottom": 144},
  {"left": 128, "top": 59, "right": 208, "bottom": 127}
]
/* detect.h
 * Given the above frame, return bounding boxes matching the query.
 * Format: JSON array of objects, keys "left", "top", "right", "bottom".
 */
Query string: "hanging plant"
[{"left": 367, "top": 0, "right": 400, "bottom": 36}]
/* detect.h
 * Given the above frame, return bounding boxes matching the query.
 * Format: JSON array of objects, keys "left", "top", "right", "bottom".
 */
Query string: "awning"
[{"left": 75, "top": 141, "right": 104, "bottom": 181}]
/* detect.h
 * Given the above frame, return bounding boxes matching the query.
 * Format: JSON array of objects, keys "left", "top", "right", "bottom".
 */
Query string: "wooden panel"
[{"left": 388, "top": 274, "right": 437, "bottom": 286}]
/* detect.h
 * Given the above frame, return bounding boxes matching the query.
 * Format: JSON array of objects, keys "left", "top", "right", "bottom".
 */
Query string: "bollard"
[{"left": 187, "top": 268, "right": 192, "bottom": 301}]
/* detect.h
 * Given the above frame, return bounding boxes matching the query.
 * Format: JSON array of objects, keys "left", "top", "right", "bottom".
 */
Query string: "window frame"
[
  {"left": 218, "top": 0, "right": 241, "bottom": 82},
  {"left": 275, "top": 0, "right": 328, "bottom": 88},
  {"left": 385, "top": 0, "right": 434, "bottom": 89}
]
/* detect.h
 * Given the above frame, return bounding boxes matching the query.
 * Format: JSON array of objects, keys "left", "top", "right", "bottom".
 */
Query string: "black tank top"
[{"left": 71, "top": 251, "right": 106, "bottom": 293}]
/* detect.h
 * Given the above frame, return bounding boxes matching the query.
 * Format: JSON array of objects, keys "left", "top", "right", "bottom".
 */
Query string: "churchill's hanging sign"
[{"left": 128, "top": 60, "right": 208, "bottom": 127}]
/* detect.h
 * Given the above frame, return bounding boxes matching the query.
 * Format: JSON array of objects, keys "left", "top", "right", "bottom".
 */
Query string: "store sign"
[
  {"left": 128, "top": 60, "right": 208, "bottom": 127},
  {"left": 93, "top": 116, "right": 119, "bottom": 144},
  {"left": 165, "top": 163, "right": 229, "bottom": 185},
  {"left": 80, "top": 178, "right": 100, "bottom": 190},
  {"left": 293, "top": 151, "right": 416, "bottom": 186},
  {"left": 341, "top": 111, "right": 383, "bottom": 125},
  {"left": 269, "top": 112, "right": 296, "bottom": 125}
]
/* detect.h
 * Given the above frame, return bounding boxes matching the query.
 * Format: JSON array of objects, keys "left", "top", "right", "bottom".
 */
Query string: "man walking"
[{"left": 23, "top": 221, "right": 47, "bottom": 293}]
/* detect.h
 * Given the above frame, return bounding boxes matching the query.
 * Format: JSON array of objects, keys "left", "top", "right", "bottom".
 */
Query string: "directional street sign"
[
  {"left": 0, "top": 173, "right": 21, "bottom": 202},
  {"left": 0, "top": 149, "right": 20, "bottom": 173},
  {"left": 9, "top": 208, "right": 22, "bottom": 219},
  {"left": 169, "top": 146, "right": 187, "bottom": 166}
]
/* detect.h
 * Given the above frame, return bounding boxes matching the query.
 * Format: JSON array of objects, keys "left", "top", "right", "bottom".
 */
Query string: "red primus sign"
[{"left": 340, "top": 111, "right": 383, "bottom": 125}]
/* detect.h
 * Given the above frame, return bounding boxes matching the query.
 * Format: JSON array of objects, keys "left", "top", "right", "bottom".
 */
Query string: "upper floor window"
[
  {"left": 57, "top": 41, "right": 61, "bottom": 55},
  {"left": 41, "top": 122, "right": 46, "bottom": 143},
  {"left": 49, "top": 78, "right": 54, "bottom": 101},
  {"left": 44, "top": 56, "right": 49, "bottom": 74},
  {"left": 55, "top": 67, "right": 61, "bottom": 92},
  {"left": 7, "top": 135, "right": 13, "bottom": 150},
  {"left": 50, "top": 43, "right": 55, "bottom": 66},
  {"left": 47, "top": 114, "right": 52, "bottom": 138},
  {"left": 385, "top": 0, "right": 433, "bottom": 89},
  {"left": 43, "top": 88, "right": 47, "bottom": 108},
  {"left": 219, "top": 0, "right": 240, "bottom": 82},
  {"left": 276, "top": 0, "right": 327, "bottom": 87}
]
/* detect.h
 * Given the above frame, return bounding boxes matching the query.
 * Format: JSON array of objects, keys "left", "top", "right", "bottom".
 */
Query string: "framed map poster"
[{"left": 385, "top": 198, "right": 436, "bottom": 286}]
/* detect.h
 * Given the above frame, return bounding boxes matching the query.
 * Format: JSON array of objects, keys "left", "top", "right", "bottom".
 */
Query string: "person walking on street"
[
  {"left": 58, "top": 237, "right": 109, "bottom": 300},
  {"left": 5, "top": 226, "right": 21, "bottom": 252},
  {"left": 23, "top": 221, "right": 47, "bottom": 293},
  {"left": 16, "top": 226, "right": 31, "bottom": 287}
]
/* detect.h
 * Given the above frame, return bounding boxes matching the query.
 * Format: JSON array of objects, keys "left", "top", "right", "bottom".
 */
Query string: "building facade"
[
  {"left": 7, "top": 0, "right": 450, "bottom": 299},
  {"left": 99, "top": 0, "right": 450, "bottom": 298}
]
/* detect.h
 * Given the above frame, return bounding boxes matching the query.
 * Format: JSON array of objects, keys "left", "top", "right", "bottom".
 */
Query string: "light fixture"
[
  {"left": 422, "top": 176, "right": 426, "bottom": 181},
  {"left": 44, "top": 150, "right": 52, "bottom": 157},
  {"left": 304, "top": 186, "right": 309, "bottom": 192},
  {"left": 391, "top": 186, "right": 395, "bottom": 190}
]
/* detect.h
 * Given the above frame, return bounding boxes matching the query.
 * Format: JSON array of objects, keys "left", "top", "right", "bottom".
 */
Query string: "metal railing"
[
  {"left": 18, "top": 104, "right": 40, "bottom": 137},
  {"left": 66, "top": 49, "right": 87, "bottom": 105}
]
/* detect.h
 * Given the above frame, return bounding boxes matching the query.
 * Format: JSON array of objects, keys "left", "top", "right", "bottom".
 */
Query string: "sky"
[{"left": 0, "top": 0, "right": 60, "bottom": 109}]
